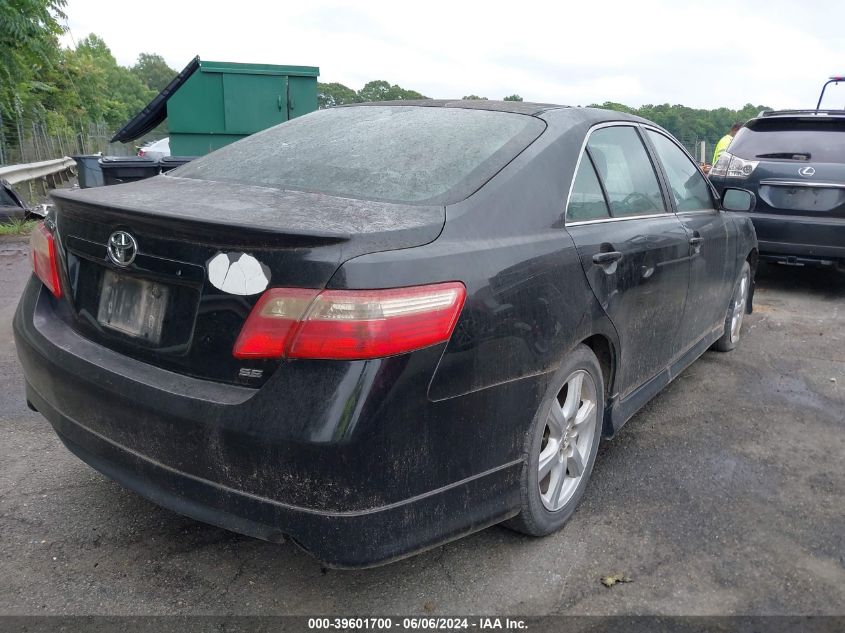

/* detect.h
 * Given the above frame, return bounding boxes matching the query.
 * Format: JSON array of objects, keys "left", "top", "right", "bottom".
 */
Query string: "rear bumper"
[
  {"left": 733, "top": 212, "right": 845, "bottom": 264},
  {"left": 14, "top": 278, "right": 526, "bottom": 567},
  {"left": 28, "top": 385, "right": 517, "bottom": 567}
]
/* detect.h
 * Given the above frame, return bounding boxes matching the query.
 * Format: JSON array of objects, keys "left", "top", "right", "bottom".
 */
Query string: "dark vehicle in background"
[
  {"left": 14, "top": 101, "right": 758, "bottom": 567},
  {"left": 1, "top": 180, "right": 28, "bottom": 221},
  {"left": 709, "top": 109, "right": 845, "bottom": 269}
]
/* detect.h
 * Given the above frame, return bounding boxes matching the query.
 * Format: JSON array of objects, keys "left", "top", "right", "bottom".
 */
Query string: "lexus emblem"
[
  {"left": 799, "top": 166, "right": 816, "bottom": 177},
  {"left": 107, "top": 231, "right": 138, "bottom": 267}
]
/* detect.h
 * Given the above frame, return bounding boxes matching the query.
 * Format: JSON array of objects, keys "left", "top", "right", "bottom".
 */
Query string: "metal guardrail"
[{"left": 0, "top": 157, "right": 76, "bottom": 185}]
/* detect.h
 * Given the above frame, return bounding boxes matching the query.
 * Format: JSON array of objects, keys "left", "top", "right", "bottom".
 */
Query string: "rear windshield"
[
  {"left": 172, "top": 106, "right": 545, "bottom": 205},
  {"left": 730, "top": 118, "right": 845, "bottom": 163}
]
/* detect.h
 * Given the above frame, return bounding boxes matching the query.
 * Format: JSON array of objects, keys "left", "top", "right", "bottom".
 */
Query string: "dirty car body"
[{"left": 14, "top": 101, "right": 758, "bottom": 567}]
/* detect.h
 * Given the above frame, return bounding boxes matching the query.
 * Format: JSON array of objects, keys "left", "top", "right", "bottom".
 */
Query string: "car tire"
[
  {"left": 505, "top": 344, "right": 604, "bottom": 537},
  {"left": 713, "top": 261, "right": 751, "bottom": 352}
]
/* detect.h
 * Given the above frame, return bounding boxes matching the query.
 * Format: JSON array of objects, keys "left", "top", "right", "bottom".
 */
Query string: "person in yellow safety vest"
[{"left": 712, "top": 122, "right": 743, "bottom": 165}]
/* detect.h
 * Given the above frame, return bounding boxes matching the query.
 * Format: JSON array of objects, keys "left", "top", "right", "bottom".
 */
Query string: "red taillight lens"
[
  {"left": 289, "top": 283, "right": 467, "bottom": 360},
  {"left": 233, "top": 282, "right": 467, "bottom": 360},
  {"left": 232, "top": 288, "right": 320, "bottom": 359},
  {"left": 30, "top": 221, "right": 62, "bottom": 298}
]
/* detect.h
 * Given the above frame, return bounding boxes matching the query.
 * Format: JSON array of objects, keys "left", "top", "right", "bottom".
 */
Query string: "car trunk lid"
[
  {"left": 49, "top": 176, "right": 444, "bottom": 386},
  {"left": 752, "top": 161, "right": 845, "bottom": 218}
]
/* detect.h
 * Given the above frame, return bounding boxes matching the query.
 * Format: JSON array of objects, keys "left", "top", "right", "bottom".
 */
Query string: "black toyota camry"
[{"left": 14, "top": 101, "right": 758, "bottom": 567}]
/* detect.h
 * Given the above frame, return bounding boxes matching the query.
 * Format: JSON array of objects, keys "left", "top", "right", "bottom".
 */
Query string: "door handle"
[
  {"left": 689, "top": 235, "right": 703, "bottom": 256},
  {"left": 592, "top": 251, "right": 623, "bottom": 265}
]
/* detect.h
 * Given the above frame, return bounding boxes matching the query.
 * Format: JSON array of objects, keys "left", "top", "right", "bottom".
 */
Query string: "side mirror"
[{"left": 721, "top": 188, "right": 756, "bottom": 212}]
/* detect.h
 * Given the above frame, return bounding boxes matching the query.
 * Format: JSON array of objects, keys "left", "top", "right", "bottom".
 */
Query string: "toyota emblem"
[
  {"left": 799, "top": 166, "right": 816, "bottom": 177},
  {"left": 107, "top": 231, "right": 138, "bottom": 267}
]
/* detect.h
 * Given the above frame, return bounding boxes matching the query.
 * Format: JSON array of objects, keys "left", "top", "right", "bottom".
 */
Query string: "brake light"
[
  {"left": 710, "top": 151, "right": 759, "bottom": 178},
  {"left": 232, "top": 288, "right": 319, "bottom": 359},
  {"left": 233, "top": 282, "right": 467, "bottom": 360},
  {"left": 30, "top": 221, "right": 62, "bottom": 298}
]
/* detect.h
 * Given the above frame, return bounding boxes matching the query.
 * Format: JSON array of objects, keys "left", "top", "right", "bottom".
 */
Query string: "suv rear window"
[
  {"left": 172, "top": 106, "right": 545, "bottom": 205},
  {"left": 730, "top": 117, "right": 845, "bottom": 163}
]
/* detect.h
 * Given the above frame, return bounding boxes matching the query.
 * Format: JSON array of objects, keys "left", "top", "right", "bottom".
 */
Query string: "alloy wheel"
[
  {"left": 538, "top": 369, "right": 598, "bottom": 512},
  {"left": 730, "top": 269, "right": 750, "bottom": 343}
]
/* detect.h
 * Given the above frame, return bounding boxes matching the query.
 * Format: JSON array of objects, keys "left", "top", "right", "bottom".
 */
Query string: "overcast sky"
[{"left": 61, "top": 0, "right": 845, "bottom": 110}]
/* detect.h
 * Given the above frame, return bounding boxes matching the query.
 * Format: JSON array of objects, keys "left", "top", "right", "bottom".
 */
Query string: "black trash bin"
[
  {"left": 158, "top": 156, "right": 198, "bottom": 173},
  {"left": 71, "top": 155, "right": 104, "bottom": 188},
  {"left": 99, "top": 156, "right": 159, "bottom": 186}
]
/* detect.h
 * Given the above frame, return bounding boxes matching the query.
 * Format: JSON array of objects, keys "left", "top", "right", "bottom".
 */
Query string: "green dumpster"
[
  {"left": 168, "top": 61, "right": 319, "bottom": 156},
  {"left": 110, "top": 57, "right": 319, "bottom": 157}
]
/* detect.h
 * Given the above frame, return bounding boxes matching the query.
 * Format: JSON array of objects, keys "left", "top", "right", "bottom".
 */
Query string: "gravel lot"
[{"left": 1, "top": 235, "right": 843, "bottom": 616}]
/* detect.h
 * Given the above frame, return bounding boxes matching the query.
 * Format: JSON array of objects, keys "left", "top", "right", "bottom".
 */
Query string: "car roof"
[
  {"left": 351, "top": 99, "right": 562, "bottom": 115},
  {"left": 347, "top": 99, "right": 650, "bottom": 124},
  {"left": 755, "top": 109, "right": 845, "bottom": 119}
]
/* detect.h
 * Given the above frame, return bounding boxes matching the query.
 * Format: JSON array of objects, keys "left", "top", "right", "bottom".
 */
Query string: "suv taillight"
[
  {"left": 233, "top": 282, "right": 467, "bottom": 360},
  {"left": 30, "top": 221, "right": 62, "bottom": 298},
  {"left": 710, "top": 151, "right": 759, "bottom": 178}
]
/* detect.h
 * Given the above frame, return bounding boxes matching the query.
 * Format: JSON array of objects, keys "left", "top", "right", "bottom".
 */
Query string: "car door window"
[
  {"left": 587, "top": 126, "right": 666, "bottom": 218},
  {"left": 646, "top": 130, "right": 717, "bottom": 212},
  {"left": 566, "top": 154, "right": 610, "bottom": 222}
]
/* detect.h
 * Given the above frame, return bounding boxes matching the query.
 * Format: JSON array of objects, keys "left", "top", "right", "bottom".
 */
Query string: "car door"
[
  {"left": 565, "top": 124, "right": 691, "bottom": 398},
  {"left": 643, "top": 128, "right": 733, "bottom": 350}
]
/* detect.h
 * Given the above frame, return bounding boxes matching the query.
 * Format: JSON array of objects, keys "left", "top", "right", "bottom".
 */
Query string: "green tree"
[
  {"left": 357, "top": 80, "right": 426, "bottom": 102},
  {"left": 130, "top": 53, "right": 175, "bottom": 92},
  {"left": 65, "top": 34, "right": 155, "bottom": 129},
  {"left": 590, "top": 101, "right": 770, "bottom": 156},
  {"left": 0, "top": 0, "right": 67, "bottom": 119},
  {"left": 462, "top": 95, "right": 487, "bottom": 100},
  {"left": 503, "top": 94, "right": 523, "bottom": 101},
  {"left": 317, "top": 82, "right": 359, "bottom": 108}
]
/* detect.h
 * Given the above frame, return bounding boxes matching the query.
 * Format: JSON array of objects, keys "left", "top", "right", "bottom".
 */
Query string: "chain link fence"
[
  {"left": 677, "top": 136, "right": 722, "bottom": 166},
  {"left": 0, "top": 110, "right": 136, "bottom": 167}
]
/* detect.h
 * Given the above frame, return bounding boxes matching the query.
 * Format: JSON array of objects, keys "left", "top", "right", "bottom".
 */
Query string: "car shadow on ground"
[{"left": 754, "top": 261, "right": 845, "bottom": 297}]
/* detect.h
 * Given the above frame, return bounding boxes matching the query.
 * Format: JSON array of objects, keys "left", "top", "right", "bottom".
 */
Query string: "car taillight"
[
  {"left": 710, "top": 151, "right": 759, "bottom": 178},
  {"left": 232, "top": 288, "right": 320, "bottom": 359},
  {"left": 233, "top": 282, "right": 467, "bottom": 360},
  {"left": 30, "top": 221, "right": 62, "bottom": 298}
]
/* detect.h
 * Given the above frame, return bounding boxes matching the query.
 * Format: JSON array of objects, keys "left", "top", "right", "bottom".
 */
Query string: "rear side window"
[
  {"left": 567, "top": 155, "right": 610, "bottom": 221},
  {"left": 729, "top": 118, "right": 845, "bottom": 163},
  {"left": 587, "top": 126, "right": 666, "bottom": 217},
  {"left": 646, "top": 130, "right": 716, "bottom": 212},
  {"left": 173, "top": 106, "right": 545, "bottom": 205}
]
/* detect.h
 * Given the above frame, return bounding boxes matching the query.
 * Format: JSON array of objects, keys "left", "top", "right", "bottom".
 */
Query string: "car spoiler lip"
[{"left": 50, "top": 176, "right": 445, "bottom": 251}]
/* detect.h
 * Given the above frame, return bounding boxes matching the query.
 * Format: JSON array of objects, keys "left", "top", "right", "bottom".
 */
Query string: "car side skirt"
[{"left": 606, "top": 324, "right": 723, "bottom": 436}]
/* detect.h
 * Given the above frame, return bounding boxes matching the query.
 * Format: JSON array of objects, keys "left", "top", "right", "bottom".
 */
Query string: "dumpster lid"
[
  {"left": 196, "top": 60, "right": 319, "bottom": 77},
  {"left": 99, "top": 156, "right": 157, "bottom": 166},
  {"left": 110, "top": 56, "right": 201, "bottom": 144}
]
